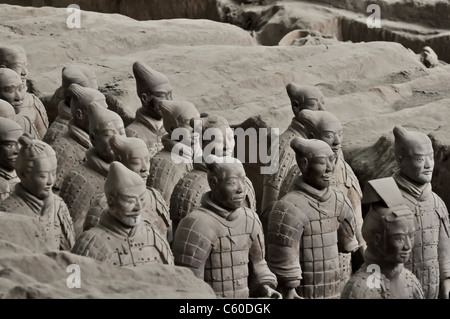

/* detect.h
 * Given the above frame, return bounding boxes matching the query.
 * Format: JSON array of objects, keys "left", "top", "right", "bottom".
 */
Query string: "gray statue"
[
  {"left": 83, "top": 135, "right": 172, "bottom": 242},
  {"left": 392, "top": 125, "right": 450, "bottom": 299},
  {"left": 59, "top": 106, "right": 125, "bottom": 238},
  {"left": 0, "top": 45, "right": 49, "bottom": 139},
  {"left": 72, "top": 161, "right": 174, "bottom": 267},
  {"left": 261, "top": 83, "right": 325, "bottom": 233},
  {"left": 0, "top": 118, "right": 23, "bottom": 202},
  {"left": 267, "top": 137, "right": 359, "bottom": 299},
  {"left": 146, "top": 99, "right": 201, "bottom": 206},
  {"left": 278, "top": 109, "right": 365, "bottom": 286},
  {"left": 125, "top": 61, "right": 172, "bottom": 158},
  {"left": 50, "top": 83, "right": 108, "bottom": 194},
  {"left": 43, "top": 65, "right": 98, "bottom": 144},
  {"left": 341, "top": 177, "right": 424, "bottom": 299},
  {"left": 0, "top": 134, "right": 75, "bottom": 251},
  {"left": 0, "top": 98, "right": 39, "bottom": 140},
  {"left": 172, "top": 155, "right": 281, "bottom": 299},
  {"left": 170, "top": 114, "right": 257, "bottom": 234}
]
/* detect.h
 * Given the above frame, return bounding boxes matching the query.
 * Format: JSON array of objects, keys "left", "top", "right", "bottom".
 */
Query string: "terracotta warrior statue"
[
  {"left": 341, "top": 177, "right": 424, "bottom": 299},
  {"left": 59, "top": 106, "right": 125, "bottom": 238},
  {"left": 125, "top": 61, "right": 172, "bottom": 158},
  {"left": 83, "top": 135, "right": 172, "bottom": 242},
  {"left": 267, "top": 137, "right": 359, "bottom": 299},
  {"left": 50, "top": 83, "right": 108, "bottom": 194},
  {"left": 0, "top": 45, "right": 49, "bottom": 139},
  {"left": 0, "top": 118, "right": 23, "bottom": 202},
  {"left": 43, "top": 65, "right": 98, "bottom": 144},
  {"left": 172, "top": 155, "right": 281, "bottom": 299},
  {"left": 261, "top": 83, "right": 325, "bottom": 232},
  {"left": 72, "top": 161, "right": 174, "bottom": 267},
  {"left": 0, "top": 134, "right": 75, "bottom": 251},
  {"left": 146, "top": 99, "right": 201, "bottom": 206},
  {"left": 392, "top": 125, "right": 450, "bottom": 299},
  {"left": 170, "top": 114, "right": 257, "bottom": 235},
  {"left": 278, "top": 109, "right": 365, "bottom": 285}
]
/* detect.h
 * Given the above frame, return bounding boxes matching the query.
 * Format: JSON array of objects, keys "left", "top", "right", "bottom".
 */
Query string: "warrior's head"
[
  {"left": 286, "top": 83, "right": 325, "bottom": 119},
  {"left": 206, "top": 155, "right": 246, "bottom": 211},
  {"left": 393, "top": 125, "right": 434, "bottom": 185},
  {"left": 133, "top": 61, "right": 173, "bottom": 120},
  {"left": 16, "top": 134, "right": 56, "bottom": 199},
  {"left": 109, "top": 135, "right": 150, "bottom": 183},
  {"left": 291, "top": 137, "right": 335, "bottom": 190},
  {"left": 0, "top": 45, "right": 29, "bottom": 85},
  {"left": 0, "top": 117, "right": 23, "bottom": 172},
  {"left": 105, "top": 161, "right": 147, "bottom": 227},
  {"left": 88, "top": 106, "right": 125, "bottom": 163},
  {"left": 362, "top": 177, "right": 415, "bottom": 265},
  {"left": 299, "top": 109, "right": 342, "bottom": 157}
]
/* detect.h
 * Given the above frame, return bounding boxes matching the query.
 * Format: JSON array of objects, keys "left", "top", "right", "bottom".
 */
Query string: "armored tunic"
[
  {"left": 172, "top": 192, "right": 278, "bottom": 299},
  {"left": 125, "top": 108, "right": 166, "bottom": 158},
  {"left": 393, "top": 171, "right": 450, "bottom": 299},
  {"left": 341, "top": 252, "right": 424, "bottom": 299},
  {"left": 146, "top": 135, "right": 194, "bottom": 206},
  {"left": 278, "top": 154, "right": 365, "bottom": 288},
  {"left": 261, "top": 118, "right": 307, "bottom": 229},
  {"left": 267, "top": 176, "right": 359, "bottom": 299},
  {"left": 0, "top": 167, "right": 19, "bottom": 203},
  {"left": 18, "top": 92, "right": 49, "bottom": 139},
  {"left": 72, "top": 209, "right": 174, "bottom": 267},
  {"left": 169, "top": 161, "right": 257, "bottom": 234},
  {"left": 43, "top": 100, "right": 70, "bottom": 145},
  {"left": 83, "top": 186, "right": 172, "bottom": 241},
  {"left": 50, "top": 121, "right": 92, "bottom": 194},
  {"left": 0, "top": 183, "right": 75, "bottom": 251},
  {"left": 59, "top": 148, "right": 110, "bottom": 238}
]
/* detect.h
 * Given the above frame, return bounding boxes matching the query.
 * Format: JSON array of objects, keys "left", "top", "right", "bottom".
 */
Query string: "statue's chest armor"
[
  {"left": 106, "top": 230, "right": 165, "bottom": 267},
  {"left": 403, "top": 194, "right": 441, "bottom": 299},
  {"left": 204, "top": 217, "right": 253, "bottom": 297}
]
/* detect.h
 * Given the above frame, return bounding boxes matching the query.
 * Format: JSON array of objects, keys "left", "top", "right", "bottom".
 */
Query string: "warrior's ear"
[
  {"left": 141, "top": 92, "right": 149, "bottom": 103},
  {"left": 208, "top": 175, "right": 218, "bottom": 190},
  {"left": 373, "top": 233, "right": 382, "bottom": 251},
  {"left": 297, "top": 157, "right": 308, "bottom": 172}
]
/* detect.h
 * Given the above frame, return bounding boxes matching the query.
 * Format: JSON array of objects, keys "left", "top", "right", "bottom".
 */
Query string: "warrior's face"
[
  {"left": 20, "top": 156, "right": 57, "bottom": 199},
  {"left": 301, "top": 148, "right": 335, "bottom": 190},
  {"left": 142, "top": 89, "right": 172, "bottom": 120},
  {"left": 211, "top": 163, "right": 246, "bottom": 210},
  {"left": 92, "top": 120, "right": 125, "bottom": 163},
  {"left": 109, "top": 187, "right": 146, "bottom": 227},
  {"left": 0, "top": 129, "right": 22, "bottom": 171},
  {"left": 399, "top": 141, "right": 434, "bottom": 184},
  {"left": 316, "top": 121, "right": 342, "bottom": 157},
  {"left": 0, "top": 72, "right": 25, "bottom": 112},
  {"left": 203, "top": 126, "right": 235, "bottom": 157},
  {"left": 382, "top": 218, "right": 415, "bottom": 264},
  {"left": 2, "top": 51, "right": 29, "bottom": 84},
  {"left": 123, "top": 149, "right": 150, "bottom": 183}
]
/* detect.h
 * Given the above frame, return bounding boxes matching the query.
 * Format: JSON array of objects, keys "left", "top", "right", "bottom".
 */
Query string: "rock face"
[{"left": 1, "top": 3, "right": 450, "bottom": 299}]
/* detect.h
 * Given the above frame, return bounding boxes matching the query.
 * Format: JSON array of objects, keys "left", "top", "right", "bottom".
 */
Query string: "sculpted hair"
[{"left": 15, "top": 133, "right": 55, "bottom": 174}]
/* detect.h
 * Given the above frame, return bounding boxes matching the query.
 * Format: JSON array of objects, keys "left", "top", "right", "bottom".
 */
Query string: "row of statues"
[{"left": 0, "top": 44, "right": 449, "bottom": 299}]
